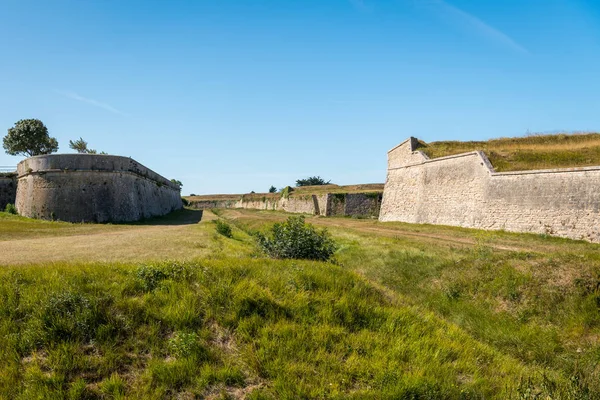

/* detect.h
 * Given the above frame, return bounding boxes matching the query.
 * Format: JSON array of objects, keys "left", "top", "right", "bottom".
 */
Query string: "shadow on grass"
[{"left": 129, "top": 208, "right": 204, "bottom": 226}]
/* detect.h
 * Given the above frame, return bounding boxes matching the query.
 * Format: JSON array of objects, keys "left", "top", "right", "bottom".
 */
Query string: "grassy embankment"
[
  {"left": 0, "top": 208, "right": 599, "bottom": 398},
  {"left": 419, "top": 132, "right": 600, "bottom": 172},
  {"left": 185, "top": 183, "right": 384, "bottom": 202}
]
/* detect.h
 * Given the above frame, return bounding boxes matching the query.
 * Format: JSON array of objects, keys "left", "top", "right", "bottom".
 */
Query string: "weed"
[
  {"left": 135, "top": 263, "right": 193, "bottom": 291},
  {"left": 168, "top": 331, "right": 209, "bottom": 361},
  {"left": 214, "top": 219, "right": 233, "bottom": 238},
  {"left": 4, "top": 203, "right": 16, "bottom": 214}
]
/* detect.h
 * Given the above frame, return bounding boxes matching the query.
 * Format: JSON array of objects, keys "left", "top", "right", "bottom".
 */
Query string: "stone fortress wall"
[
  {"left": 188, "top": 192, "right": 382, "bottom": 218},
  {"left": 15, "top": 154, "right": 182, "bottom": 223},
  {"left": 380, "top": 137, "right": 600, "bottom": 242}
]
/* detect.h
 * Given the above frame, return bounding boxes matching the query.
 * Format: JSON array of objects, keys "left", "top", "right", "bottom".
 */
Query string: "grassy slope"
[
  {"left": 0, "top": 209, "right": 598, "bottom": 398},
  {"left": 419, "top": 132, "right": 600, "bottom": 171}
]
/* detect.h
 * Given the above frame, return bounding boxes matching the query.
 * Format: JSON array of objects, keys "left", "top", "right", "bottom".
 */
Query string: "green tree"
[
  {"left": 68, "top": 137, "right": 98, "bottom": 154},
  {"left": 3, "top": 119, "right": 58, "bottom": 157},
  {"left": 295, "top": 176, "right": 331, "bottom": 187},
  {"left": 170, "top": 179, "right": 183, "bottom": 188},
  {"left": 269, "top": 185, "right": 277, "bottom": 193}
]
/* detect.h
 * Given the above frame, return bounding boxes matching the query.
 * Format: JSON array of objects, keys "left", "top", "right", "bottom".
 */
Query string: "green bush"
[
  {"left": 181, "top": 197, "right": 189, "bottom": 206},
  {"left": 255, "top": 215, "right": 337, "bottom": 261},
  {"left": 214, "top": 219, "right": 233, "bottom": 238},
  {"left": 4, "top": 203, "right": 16, "bottom": 214}
]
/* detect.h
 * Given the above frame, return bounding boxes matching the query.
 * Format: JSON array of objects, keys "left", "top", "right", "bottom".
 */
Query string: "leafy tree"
[
  {"left": 68, "top": 137, "right": 105, "bottom": 154},
  {"left": 170, "top": 179, "right": 183, "bottom": 188},
  {"left": 68, "top": 137, "right": 96, "bottom": 154},
  {"left": 295, "top": 176, "right": 331, "bottom": 187},
  {"left": 269, "top": 186, "right": 277, "bottom": 193},
  {"left": 3, "top": 119, "right": 58, "bottom": 157}
]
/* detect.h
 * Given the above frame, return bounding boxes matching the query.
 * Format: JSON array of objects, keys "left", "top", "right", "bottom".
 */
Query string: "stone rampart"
[
  {"left": 0, "top": 174, "right": 17, "bottom": 210},
  {"left": 188, "top": 192, "right": 381, "bottom": 217},
  {"left": 15, "top": 154, "right": 182, "bottom": 222},
  {"left": 380, "top": 137, "right": 600, "bottom": 242}
]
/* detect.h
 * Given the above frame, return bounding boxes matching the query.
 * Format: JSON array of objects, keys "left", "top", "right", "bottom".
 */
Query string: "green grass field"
[
  {"left": 0, "top": 209, "right": 599, "bottom": 399},
  {"left": 419, "top": 132, "right": 600, "bottom": 172}
]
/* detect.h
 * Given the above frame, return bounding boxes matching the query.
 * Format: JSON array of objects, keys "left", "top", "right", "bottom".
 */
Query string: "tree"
[
  {"left": 69, "top": 137, "right": 101, "bottom": 154},
  {"left": 295, "top": 176, "right": 331, "bottom": 187},
  {"left": 3, "top": 119, "right": 58, "bottom": 157},
  {"left": 170, "top": 179, "right": 183, "bottom": 188},
  {"left": 269, "top": 185, "right": 277, "bottom": 193}
]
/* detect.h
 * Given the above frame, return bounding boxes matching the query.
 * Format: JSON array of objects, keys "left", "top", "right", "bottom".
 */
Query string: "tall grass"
[
  {"left": 0, "top": 258, "right": 584, "bottom": 398},
  {"left": 1, "top": 209, "right": 599, "bottom": 397}
]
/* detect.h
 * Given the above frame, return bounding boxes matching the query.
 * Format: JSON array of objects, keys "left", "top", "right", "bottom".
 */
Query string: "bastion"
[
  {"left": 15, "top": 154, "right": 182, "bottom": 222},
  {"left": 380, "top": 137, "right": 600, "bottom": 243}
]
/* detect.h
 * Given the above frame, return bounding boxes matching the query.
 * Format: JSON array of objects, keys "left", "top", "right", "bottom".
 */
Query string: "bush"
[
  {"left": 214, "top": 219, "right": 233, "bottom": 238},
  {"left": 4, "top": 203, "right": 16, "bottom": 214},
  {"left": 181, "top": 197, "right": 189, "bottom": 206},
  {"left": 255, "top": 215, "right": 337, "bottom": 261}
]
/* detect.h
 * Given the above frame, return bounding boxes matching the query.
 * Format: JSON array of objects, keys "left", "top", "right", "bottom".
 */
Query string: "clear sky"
[{"left": 1, "top": 0, "right": 599, "bottom": 194}]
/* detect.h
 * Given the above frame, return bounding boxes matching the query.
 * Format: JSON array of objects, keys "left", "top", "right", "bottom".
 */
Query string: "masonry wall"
[
  {"left": 0, "top": 174, "right": 17, "bottom": 210},
  {"left": 380, "top": 137, "right": 600, "bottom": 242},
  {"left": 16, "top": 154, "right": 182, "bottom": 223},
  {"left": 188, "top": 193, "right": 380, "bottom": 217},
  {"left": 189, "top": 194, "right": 328, "bottom": 215}
]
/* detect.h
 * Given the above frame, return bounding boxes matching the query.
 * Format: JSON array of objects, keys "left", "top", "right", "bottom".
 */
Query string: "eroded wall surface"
[
  {"left": 16, "top": 154, "right": 182, "bottom": 222},
  {"left": 380, "top": 137, "right": 600, "bottom": 242}
]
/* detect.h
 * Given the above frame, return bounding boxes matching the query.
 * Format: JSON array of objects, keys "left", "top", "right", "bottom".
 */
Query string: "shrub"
[
  {"left": 255, "top": 215, "right": 337, "bottom": 261},
  {"left": 181, "top": 197, "right": 189, "bottom": 206},
  {"left": 214, "top": 219, "right": 233, "bottom": 238},
  {"left": 4, "top": 203, "right": 16, "bottom": 214}
]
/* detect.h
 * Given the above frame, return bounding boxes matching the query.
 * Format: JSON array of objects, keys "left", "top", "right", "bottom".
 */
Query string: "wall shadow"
[{"left": 129, "top": 208, "right": 204, "bottom": 226}]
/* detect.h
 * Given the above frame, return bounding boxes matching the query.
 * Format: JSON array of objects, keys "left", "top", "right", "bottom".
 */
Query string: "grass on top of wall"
[{"left": 419, "top": 132, "right": 600, "bottom": 172}]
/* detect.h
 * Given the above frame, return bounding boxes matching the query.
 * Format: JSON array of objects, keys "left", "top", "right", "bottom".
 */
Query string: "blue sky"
[{"left": 1, "top": 0, "right": 599, "bottom": 194}]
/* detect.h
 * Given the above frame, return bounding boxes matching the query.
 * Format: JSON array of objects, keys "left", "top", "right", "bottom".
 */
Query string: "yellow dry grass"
[
  {"left": 0, "top": 209, "right": 240, "bottom": 266},
  {"left": 420, "top": 132, "right": 600, "bottom": 171}
]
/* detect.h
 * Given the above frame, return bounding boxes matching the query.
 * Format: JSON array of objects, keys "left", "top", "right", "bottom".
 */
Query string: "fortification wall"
[
  {"left": 380, "top": 137, "right": 600, "bottom": 242},
  {"left": 188, "top": 195, "right": 325, "bottom": 215},
  {"left": 343, "top": 193, "right": 382, "bottom": 217},
  {"left": 15, "top": 154, "right": 182, "bottom": 222},
  {"left": 188, "top": 192, "right": 379, "bottom": 217},
  {"left": 0, "top": 174, "right": 17, "bottom": 210}
]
